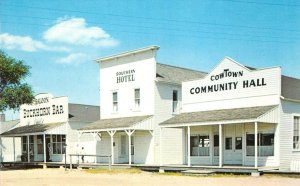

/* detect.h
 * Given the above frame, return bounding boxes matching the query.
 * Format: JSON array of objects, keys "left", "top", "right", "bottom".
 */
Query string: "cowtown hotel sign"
[
  {"left": 190, "top": 69, "right": 267, "bottom": 94},
  {"left": 116, "top": 69, "right": 136, "bottom": 83}
]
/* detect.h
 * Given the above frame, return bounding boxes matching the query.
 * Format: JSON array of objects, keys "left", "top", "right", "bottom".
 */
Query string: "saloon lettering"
[
  {"left": 23, "top": 104, "right": 64, "bottom": 118},
  {"left": 116, "top": 69, "right": 135, "bottom": 83}
]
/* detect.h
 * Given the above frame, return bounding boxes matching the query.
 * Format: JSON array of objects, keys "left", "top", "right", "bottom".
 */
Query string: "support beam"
[
  {"left": 254, "top": 121, "right": 258, "bottom": 168},
  {"left": 219, "top": 124, "right": 223, "bottom": 168},
  {"left": 159, "top": 127, "right": 162, "bottom": 166},
  {"left": 96, "top": 132, "right": 102, "bottom": 141},
  {"left": 13, "top": 137, "right": 15, "bottom": 162},
  {"left": 92, "top": 133, "right": 97, "bottom": 164},
  {"left": 27, "top": 135, "right": 30, "bottom": 163},
  {"left": 107, "top": 130, "right": 116, "bottom": 165},
  {"left": 43, "top": 133, "right": 46, "bottom": 163},
  {"left": 125, "top": 129, "right": 135, "bottom": 165},
  {"left": 148, "top": 130, "right": 154, "bottom": 136},
  {"left": 187, "top": 126, "right": 191, "bottom": 167}
]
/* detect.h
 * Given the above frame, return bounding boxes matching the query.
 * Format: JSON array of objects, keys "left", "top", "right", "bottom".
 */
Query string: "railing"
[{"left": 69, "top": 154, "right": 112, "bottom": 170}]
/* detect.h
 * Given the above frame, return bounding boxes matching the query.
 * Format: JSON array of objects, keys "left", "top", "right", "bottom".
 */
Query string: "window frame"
[
  {"left": 134, "top": 88, "right": 140, "bottom": 110},
  {"left": 293, "top": 115, "right": 300, "bottom": 151},
  {"left": 190, "top": 134, "right": 210, "bottom": 156},
  {"left": 112, "top": 91, "right": 118, "bottom": 113},
  {"left": 246, "top": 132, "right": 275, "bottom": 156},
  {"left": 172, "top": 90, "right": 178, "bottom": 113},
  {"left": 52, "top": 134, "right": 66, "bottom": 155}
]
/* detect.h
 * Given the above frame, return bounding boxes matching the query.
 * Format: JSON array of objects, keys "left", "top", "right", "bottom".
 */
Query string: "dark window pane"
[
  {"left": 190, "top": 136, "right": 199, "bottom": 147},
  {"left": 236, "top": 137, "right": 242, "bottom": 149},
  {"left": 57, "top": 135, "right": 62, "bottom": 142},
  {"left": 214, "top": 135, "right": 219, "bottom": 147},
  {"left": 173, "top": 90, "right": 178, "bottom": 101},
  {"left": 22, "top": 136, "right": 27, "bottom": 143},
  {"left": 52, "top": 135, "right": 57, "bottom": 142},
  {"left": 53, "top": 143, "right": 57, "bottom": 154},
  {"left": 29, "top": 136, "right": 34, "bottom": 143},
  {"left": 62, "top": 135, "right": 66, "bottom": 142},
  {"left": 225, "top": 137, "right": 232, "bottom": 150},
  {"left": 246, "top": 134, "right": 255, "bottom": 146},
  {"left": 260, "top": 134, "right": 274, "bottom": 146}
]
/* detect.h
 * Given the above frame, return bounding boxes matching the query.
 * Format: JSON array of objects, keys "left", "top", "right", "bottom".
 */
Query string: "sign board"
[
  {"left": 182, "top": 58, "right": 281, "bottom": 111},
  {"left": 20, "top": 93, "right": 68, "bottom": 126}
]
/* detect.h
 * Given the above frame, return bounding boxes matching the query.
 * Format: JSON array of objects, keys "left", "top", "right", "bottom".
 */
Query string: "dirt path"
[{"left": 1, "top": 168, "right": 300, "bottom": 186}]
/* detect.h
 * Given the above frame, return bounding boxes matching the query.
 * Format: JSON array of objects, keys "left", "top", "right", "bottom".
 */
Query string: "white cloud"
[
  {"left": 43, "top": 18, "right": 119, "bottom": 47},
  {"left": 0, "top": 33, "right": 69, "bottom": 52},
  {"left": 0, "top": 33, "right": 46, "bottom": 52},
  {"left": 56, "top": 53, "right": 88, "bottom": 64}
]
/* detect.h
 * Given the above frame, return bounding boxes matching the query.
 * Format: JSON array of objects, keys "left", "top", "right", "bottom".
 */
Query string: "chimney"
[{"left": 0, "top": 114, "right": 5, "bottom": 122}]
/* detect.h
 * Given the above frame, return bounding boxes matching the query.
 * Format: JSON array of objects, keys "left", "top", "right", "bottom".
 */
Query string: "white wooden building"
[
  {"left": 0, "top": 93, "right": 100, "bottom": 164},
  {"left": 79, "top": 46, "right": 206, "bottom": 165},
  {"left": 160, "top": 57, "right": 300, "bottom": 171}
]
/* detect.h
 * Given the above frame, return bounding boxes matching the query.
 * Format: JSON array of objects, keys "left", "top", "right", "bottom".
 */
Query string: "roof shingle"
[
  {"left": 79, "top": 115, "right": 152, "bottom": 131},
  {"left": 156, "top": 63, "right": 207, "bottom": 84},
  {"left": 160, "top": 105, "right": 277, "bottom": 126}
]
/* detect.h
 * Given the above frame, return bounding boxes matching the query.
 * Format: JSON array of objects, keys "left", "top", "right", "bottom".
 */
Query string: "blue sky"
[{"left": 1, "top": 0, "right": 300, "bottom": 119}]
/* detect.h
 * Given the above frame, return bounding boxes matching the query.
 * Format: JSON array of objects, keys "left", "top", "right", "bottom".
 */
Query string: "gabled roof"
[
  {"left": 160, "top": 105, "right": 277, "bottom": 126},
  {"left": 68, "top": 104, "right": 100, "bottom": 122},
  {"left": 0, "top": 120, "right": 19, "bottom": 133},
  {"left": 1, "top": 122, "right": 64, "bottom": 136},
  {"left": 79, "top": 115, "right": 152, "bottom": 131},
  {"left": 156, "top": 63, "right": 207, "bottom": 84},
  {"left": 281, "top": 75, "right": 300, "bottom": 101}
]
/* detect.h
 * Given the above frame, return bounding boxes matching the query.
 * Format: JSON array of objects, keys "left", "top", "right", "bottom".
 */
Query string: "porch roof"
[
  {"left": 160, "top": 105, "right": 278, "bottom": 127},
  {"left": 79, "top": 115, "right": 153, "bottom": 132},
  {"left": 0, "top": 122, "right": 65, "bottom": 137}
]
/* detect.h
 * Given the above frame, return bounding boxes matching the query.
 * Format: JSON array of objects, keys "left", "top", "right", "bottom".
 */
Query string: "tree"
[{"left": 0, "top": 50, "right": 34, "bottom": 112}]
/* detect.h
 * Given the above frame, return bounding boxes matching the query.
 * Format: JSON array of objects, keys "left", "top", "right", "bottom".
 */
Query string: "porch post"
[
  {"left": 13, "top": 137, "right": 15, "bottom": 162},
  {"left": 107, "top": 130, "right": 116, "bottom": 165},
  {"left": 92, "top": 132, "right": 97, "bottom": 164},
  {"left": 187, "top": 126, "right": 191, "bottom": 167},
  {"left": 27, "top": 135, "right": 30, "bottom": 163},
  {"left": 219, "top": 124, "right": 223, "bottom": 168},
  {"left": 43, "top": 133, "right": 46, "bottom": 163},
  {"left": 254, "top": 121, "right": 258, "bottom": 168},
  {"left": 159, "top": 127, "right": 163, "bottom": 166},
  {"left": 125, "top": 129, "right": 135, "bottom": 165}
]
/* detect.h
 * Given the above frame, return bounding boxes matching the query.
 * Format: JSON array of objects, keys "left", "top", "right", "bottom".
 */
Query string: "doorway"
[{"left": 223, "top": 124, "right": 243, "bottom": 165}]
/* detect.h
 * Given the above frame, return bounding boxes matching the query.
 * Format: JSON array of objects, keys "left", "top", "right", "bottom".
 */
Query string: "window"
[
  {"left": 113, "top": 92, "right": 118, "bottom": 112},
  {"left": 52, "top": 135, "right": 66, "bottom": 154},
  {"left": 235, "top": 137, "right": 242, "bottom": 150},
  {"left": 225, "top": 137, "right": 232, "bottom": 150},
  {"left": 214, "top": 134, "right": 219, "bottom": 156},
  {"left": 190, "top": 135, "right": 210, "bottom": 156},
  {"left": 246, "top": 133, "right": 274, "bottom": 156},
  {"left": 22, "top": 136, "right": 27, "bottom": 152},
  {"left": 172, "top": 90, "right": 178, "bottom": 113},
  {"left": 134, "top": 88, "right": 140, "bottom": 109},
  {"left": 37, "top": 135, "right": 44, "bottom": 154},
  {"left": 293, "top": 116, "right": 300, "bottom": 150}
]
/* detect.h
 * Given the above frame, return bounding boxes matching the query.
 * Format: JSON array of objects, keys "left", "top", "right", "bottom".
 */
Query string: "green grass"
[{"left": 84, "top": 167, "right": 142, "bottom": 174}]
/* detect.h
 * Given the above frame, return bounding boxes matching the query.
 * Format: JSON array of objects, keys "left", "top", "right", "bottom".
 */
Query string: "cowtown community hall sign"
[{"left": 190, "top": 68, "right": 267, "bottom": 95}]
